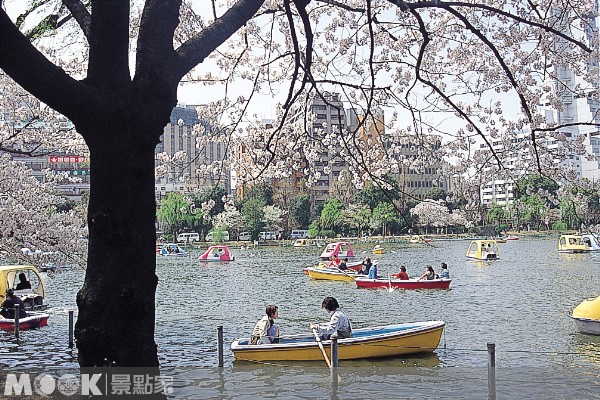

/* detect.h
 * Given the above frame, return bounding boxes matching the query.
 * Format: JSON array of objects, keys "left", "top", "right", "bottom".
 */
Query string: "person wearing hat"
[
  {"left": 0, "top": 289, "right": 27, "bottom": 319},
  {"left": 367, "top": 260, "right": 379, "bottom": 279}
]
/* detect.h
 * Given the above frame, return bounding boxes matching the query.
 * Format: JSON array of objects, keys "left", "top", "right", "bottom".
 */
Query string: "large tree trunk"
[{"left": 75, "top": 125, "right": 160, "bottom": 367}]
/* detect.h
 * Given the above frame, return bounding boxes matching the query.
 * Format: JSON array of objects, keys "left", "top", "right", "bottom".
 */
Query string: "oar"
[
  {"left": 387, "top": 273, "right": 395, "bottom": 292},
  {"left": 333, "top": 266, "right": 358, "bottom": 280},
  {"left": 312, "top": 328, "right": 331, "bottom": 367}
]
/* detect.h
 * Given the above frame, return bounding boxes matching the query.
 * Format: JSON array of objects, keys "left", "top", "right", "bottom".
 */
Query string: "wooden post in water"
[
  {"left": 217, "top": 325, "right": 224, "bottom": 367},
  {"left": 14, "top": 304, "right": 20, "bottom": 341},
  {"left": 330, "top": 333, "right": 339, "bottom": 385},
  {"left": 487, "top": 342, "right": 496, "bottom": 400},
  {"left": 68, "top": 310, "right": 74, "bottom": 348}
]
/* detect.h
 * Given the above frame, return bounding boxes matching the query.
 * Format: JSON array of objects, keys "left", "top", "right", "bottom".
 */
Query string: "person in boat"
[
  {"left": 16, "top": 273, "right": 32, "bottom": 290},
  {"left": 338, "top": 258, "right": 348, "bottom": 271},
  {"left": 328, "top": 254, "right": 341, "bottom": 268},
  {"left": 373, "top": 243, "right": 381, "bottom": 251},
  {"left": 361, "top": 257, "right": 373, "bottom": 275},
  {"left": 310, "top": 296, "right": 352, "bottom": 340},
  {"left": 368, "top": 261, "right": 378, "bottom": 279},
  {"left": 438, "top": 262, "right": 449, "bottom": 279},
  {"left": 417, "top": 265, "right": 438, "bottom": 281},
  {"left": 0, "top": 289, "right": 28, "bottom": 319},
  {"left": 391, "top": 265, "right": 409, "bottom": 280},
  {"left": 250, "top": 305, "right": 280, "bottom": 345}
]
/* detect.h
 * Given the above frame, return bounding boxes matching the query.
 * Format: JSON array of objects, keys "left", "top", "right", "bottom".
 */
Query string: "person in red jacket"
[{"left": 391, "top": 266, "right": 409, "bottom": 280}]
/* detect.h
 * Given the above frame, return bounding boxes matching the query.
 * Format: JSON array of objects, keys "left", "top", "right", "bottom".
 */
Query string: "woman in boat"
[
  {"left": 438, "top": 263, "right": 449, "bottom": 279},
  {"left": 250, "top": 305, "right": 280, "bottom": 345},
  {"left": 338, "top": 258, "right": 348, "bottom": 270},
  {"left": 391, "top": 266, "right": 409, "bottom": 280},
  {"left": 0, "top": 289, "right": 28, "bottom": 319},
  {"left": 361, "top": 257, "right": 373, "bottom": 275},
  {"left": 310, "top": 296, "right": 352, "bottom": 340},
  {"left": 416, "top": 265, "right": 438, "bottom": 281}
]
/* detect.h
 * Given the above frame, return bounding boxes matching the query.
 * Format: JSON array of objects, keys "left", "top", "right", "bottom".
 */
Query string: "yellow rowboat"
[
  {"left": 231, "top": 321, "right": 445, "bottom": 362},
  {"left": 306, "top": 267, "right": 358, "bottom": 282}
]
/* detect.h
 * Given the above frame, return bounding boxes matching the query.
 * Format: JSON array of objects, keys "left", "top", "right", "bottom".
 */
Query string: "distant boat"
[
  {"left": 319, "top": 242, "right": 355, "bottom": 260},
  {"left": 158, "top": 243, "right": 187, "bottom": 257},
  {"left": 372, "top": 245, "right": 385, "bottom": 255},
  {"left": 557, "top": 234, "right": 591, "bottom": 254},
  {"left": 198, "top": 245, "right": 234, "bottom": 262},
  {"left": 231, "top": 321, "right": 446, "bottom": 362},
  {"left": 466, "top": 240, "right": 500, "bottom": 261},
  {"left": 503, "top": 235, "right": 520, "bottom": 241}
]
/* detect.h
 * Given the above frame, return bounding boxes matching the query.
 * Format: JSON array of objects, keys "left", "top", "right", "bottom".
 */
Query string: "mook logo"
[
  {"left": 4, "top": 373, "right": 103, "bottom": 396},
  {"left": 4, "top": 372, "right": 173, "bottom": 396}
]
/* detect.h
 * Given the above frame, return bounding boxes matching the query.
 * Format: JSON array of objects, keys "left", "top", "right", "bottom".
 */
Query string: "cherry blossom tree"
[
  {"left": 0, "top": 0, "right": 596, "bottom": 369},
  {"left": 0, "top": 154, "right": 88, "bottom": 267}
]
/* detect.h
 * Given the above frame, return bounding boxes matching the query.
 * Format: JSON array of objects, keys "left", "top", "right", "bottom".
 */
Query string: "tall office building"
[{"left": 155, "top": 105, "right": 231, "bottom": 201}]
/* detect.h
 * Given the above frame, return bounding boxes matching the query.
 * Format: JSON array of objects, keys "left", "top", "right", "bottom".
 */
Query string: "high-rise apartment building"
[{"left": 155, "top": 105, "right": 230, "bottom": 201}]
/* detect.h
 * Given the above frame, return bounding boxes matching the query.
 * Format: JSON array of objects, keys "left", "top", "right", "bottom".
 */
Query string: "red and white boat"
[
  {"left": 0, "top": 312, "right": 49, "bottom": 332},
  {"left": 355, "top": 277, "right": 452, "bottom": 290},
  {"left": 503, "top": 235, "right": 520, "bottom": 241},
  {"left": 319, "top": 242, "right": 355, "bottom": 260},
  {"left": 198, "top": 245, "right": 234, "bottom": 262}
]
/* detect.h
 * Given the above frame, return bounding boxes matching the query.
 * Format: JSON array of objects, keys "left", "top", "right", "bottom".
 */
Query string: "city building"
[{"left": 155, "top": 105, "right": 231, "bottom": 201}]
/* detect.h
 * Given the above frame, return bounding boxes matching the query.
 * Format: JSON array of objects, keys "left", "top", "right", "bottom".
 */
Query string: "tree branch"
[
  {"left": 61, "top": 0, "right": 91, "bottom": 39},
  {"left": 0, "top": 8, "right": 90, "bottom": 122},
  {"left": 87, "top": 1, "right": 130, "bottom": 88},
  {"left": 136, "top": 0, "right": 181, "bottom": 83},
  {"left": 175, "top": 0, "right": 266, "bottom": 79}
]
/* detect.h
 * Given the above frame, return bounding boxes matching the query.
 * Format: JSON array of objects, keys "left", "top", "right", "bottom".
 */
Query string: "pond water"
[{"left": 1, "top": 236, "right": 600, "bottom": 398}]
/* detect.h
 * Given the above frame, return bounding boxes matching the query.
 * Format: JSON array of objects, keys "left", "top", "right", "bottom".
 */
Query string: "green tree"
[
  {"left": 156, "top": 193, "right": 197, "bottom": 239},
  {"left": 486, "top": 203, "right": 508, "bottom": 229},
  {"left": 354, "top": 174, "right": 401, "bottom": 209},
  {"left": 307, "top": 219, "right": 320, "bottom": 238},
  {"left": 513, "top": 175, "right": 559, "bottom": 201},
  {"left": 320, "top": 199, "right": 344, "bottom": 235},
  {"left": 291, "top": 195, "right": 311, "bottom": 229},
  {"left": 241, "top": 198, "right": 266, "bottom": 240},
  {"left": 425, "top": 187, "right": 447, "bottom": 202},
  {"left": 371, "top": 202, "right": 397, "bottom": 236},
  {"left": 247, "top": 183, "right": 274, "bottom": 206}
]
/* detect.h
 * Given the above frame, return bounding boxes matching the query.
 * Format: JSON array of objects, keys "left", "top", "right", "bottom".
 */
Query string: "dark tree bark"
[{"left": 0, "top": 0, "right": 265, "bottom": 368}]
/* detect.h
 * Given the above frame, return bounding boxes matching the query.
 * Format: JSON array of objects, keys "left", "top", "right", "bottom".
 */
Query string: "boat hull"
[
  {"left": 356, "top": 278, "right": 451, "bottom": 290},
  {"left": 231, "top": 321, "right": 445, "bottom": 362},
  {"left": 372, "top": 249, "right": 385, "bottom": 255},
  {"left": 571, "top": 316, "right": 600, "bottom": 335},
  {"left": 0, "top": 312, "right": 49, "bottom": 332},
  {"left": 306, "top": 268, "right": 357, "bottom": 282}
]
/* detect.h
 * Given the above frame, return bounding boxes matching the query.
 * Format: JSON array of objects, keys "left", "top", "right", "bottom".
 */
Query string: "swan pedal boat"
[
  {"left": 355, "top": 277, "right": 452, "bottom": 290},
  {"left": 231, "top": 320, "right": 445, "bottom": 362},
  {"left": 306, "top": 267, "right": 360, "bottom": 282},
  {"left": 0, "top": 311, "right": 49, "bottom": 332},
  {"left": 571, "top": 295, "right": 600, "bottom": 335}
]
